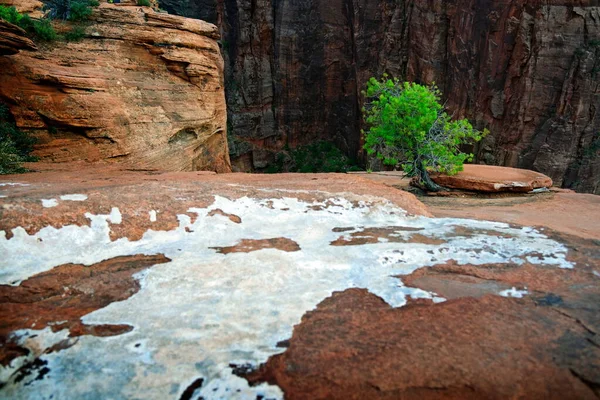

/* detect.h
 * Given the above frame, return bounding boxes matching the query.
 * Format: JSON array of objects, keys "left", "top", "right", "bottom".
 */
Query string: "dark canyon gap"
[{"left": 160, "top": 0, "right": 600, "bottom": 194}]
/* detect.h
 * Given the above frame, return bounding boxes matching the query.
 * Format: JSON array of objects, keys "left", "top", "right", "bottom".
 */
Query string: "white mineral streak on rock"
[
  {"left": 499, "top": 287, "right": 529, "bottom": 298},
  {"left": 41, "top": 199, "right": 58, "bottom": 208},
  {"left": 149, "top": 210, "right": 157, "bottom": 222},
  {"left": 0, "top": 196, "right": 573, "bottom": 399},
  {"left": 60, "top": 194, "right": 88, "bottom": 201}
]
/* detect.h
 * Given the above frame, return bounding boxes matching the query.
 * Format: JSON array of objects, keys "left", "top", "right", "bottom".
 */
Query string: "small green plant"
[
  {"left": 137, "top": 0, "right": 152, "bottom": 6},
  {"left": 263, "top": 141, "right": 359, "bottom": 174},
  {"left": 64, "top": 25, "right": 86, "bottom": 41},
  {"left": 0, "top": 104, "right": 37, "bottom": 174},
  {"left": 289, "top": 141, "right": 356, "bottom": 173},
  {"left": 0, "top": 5, "right": 57, "bottom": 41},
  {"left": 362, "top": 76, "right": 487, "bottom": 191},
  {"left": 32, "top": 18, "right": 57, "bottom": 40}
]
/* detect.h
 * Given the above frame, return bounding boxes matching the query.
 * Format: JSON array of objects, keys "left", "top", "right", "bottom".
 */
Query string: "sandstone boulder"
[
  {"left": 0, "top": 3, "right": 230, "bottom": 172},
  {"left": 431, "top": 165, "right": 553, "bottom": 193}
]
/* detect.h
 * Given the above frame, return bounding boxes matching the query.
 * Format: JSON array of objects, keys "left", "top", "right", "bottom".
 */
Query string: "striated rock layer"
[
  {"left": 168, "top": 0, "right": 600, "bottom": 192},
  {"left": 0, "top": 20, "right": 37, "bottom": 56},
  {"left": 0, "top": 3, "right": 231, "bottom": 172}
]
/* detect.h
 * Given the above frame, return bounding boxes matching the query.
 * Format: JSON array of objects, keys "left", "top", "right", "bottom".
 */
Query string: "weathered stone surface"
[
  {"left": 0, "top": 162, "right": 432, "bottom": 239},
  {"left": 431, "top": 164, "right": 553, "bottom": 193},
  {"left": 160, "top": 0, "right": 600, "bottom": 192},
  {"left": 0, "top": 2, "right": 231, "bottom": 172},
  {"left": 246, "top": 284, "right": 600, "bottom": 399},
  {"left": 211, "top": 237, "right": 301, "bottom": 253},
  {"left": 0, "top": 254, "right": 171, "bottom": 366},
  {"left": 246, "top": 231, "right": 600, "bottom": 399},
  {"left": 0, "top": 20, "right": 36, "bottom": 56},
  {"left": 0, "top": 166, "right": 598, "bottom": 399}
]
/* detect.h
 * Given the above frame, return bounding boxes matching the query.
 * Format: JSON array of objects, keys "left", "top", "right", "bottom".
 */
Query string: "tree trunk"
[{"left": 416, "top": 160, "right": 444, "bottom": 192}]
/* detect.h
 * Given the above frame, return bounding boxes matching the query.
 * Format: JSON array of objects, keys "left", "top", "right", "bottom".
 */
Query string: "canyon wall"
[
  {"left": 173, "top": 0, "right": 598, "bottom": 192},
  {"left": 0, "top": 2, "right": 231, "bottom": 172}
]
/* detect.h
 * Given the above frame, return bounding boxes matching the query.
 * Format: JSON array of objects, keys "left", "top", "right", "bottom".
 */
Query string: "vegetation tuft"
[
  {"left": 64, "top": 24, "right": 86, "bottom": 41},
  {"left": 265, "top": 141, "right": 360, "bottom": 174},
  {"left": 0, "top": 5, "right": 57, "bottom": 41},
  {"left": 0, "top": 0, "right": 99, "bottom": 44},
  {"left": 0, "top": 104, "right": 38, "bottom": 175}
]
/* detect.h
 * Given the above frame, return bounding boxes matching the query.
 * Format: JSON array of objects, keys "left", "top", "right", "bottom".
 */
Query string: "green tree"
[{"left": 362, "top": 76, "right": 487, "bottom": 192}]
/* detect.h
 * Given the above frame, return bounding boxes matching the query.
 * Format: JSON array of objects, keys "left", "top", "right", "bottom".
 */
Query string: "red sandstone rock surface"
[
  {"left": 246, "top": 282, "right": 600, "bottom": 399},
  {"left": 245, "top": 232, "right": 600, "bottom": 400},
  {"left": 0, "top": 2, "right": 230, "bottom": 172},
  {"left": 0, "top": 166, "right": 598, "bottom": 399},
  {"left": 431, "top": 164, "right": 553, "bottom": 193}
]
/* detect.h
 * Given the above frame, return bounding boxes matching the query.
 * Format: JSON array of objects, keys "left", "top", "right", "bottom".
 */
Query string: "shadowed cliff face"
[
  {"left": 162, "top": 0, "right": 599, "bottom": 192},
  {"left": 407, "top": 1, "right": 600, "bottom": 195}
]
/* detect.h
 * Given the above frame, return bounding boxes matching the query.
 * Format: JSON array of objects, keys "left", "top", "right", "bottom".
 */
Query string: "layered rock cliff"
[
  {"left": 0, "top": 2, "right": 231, "bottom": 172},
  {"left": 170, "top": 0, "right": 599, "bottom": 192}
]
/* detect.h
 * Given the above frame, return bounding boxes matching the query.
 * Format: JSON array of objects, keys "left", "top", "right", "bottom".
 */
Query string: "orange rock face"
[
  {"left": 431, "top": 164, "right": 553, "bottom": 193},
  {"left": 0, "top": 4, "right": 231, "bottom": 172}
]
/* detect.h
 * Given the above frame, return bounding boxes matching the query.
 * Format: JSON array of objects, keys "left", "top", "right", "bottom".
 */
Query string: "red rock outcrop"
[
  {"left": 0, "top": 20, "right": 37, "bottom": 55},
  {"left": 246, "top": 284, "right": 600, "bottom": 400},
  {"left": 245, "top": 231, "right": 600, "bottom": 399},
  {"left": 163, "top": 0, "right": 599, "bottom": 192},
  {"left": 0, "top": 2, "right": 231, "bottom": 172}
]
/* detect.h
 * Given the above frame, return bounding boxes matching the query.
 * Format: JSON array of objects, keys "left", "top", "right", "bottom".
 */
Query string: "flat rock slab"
[{"left": 431, "top": 164, "right": 553, "bottom": 192}]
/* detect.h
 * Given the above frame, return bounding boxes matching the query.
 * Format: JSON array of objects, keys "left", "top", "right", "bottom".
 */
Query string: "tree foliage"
[{"left": 362, "top": 77, "right": 487, "bottom": 191}]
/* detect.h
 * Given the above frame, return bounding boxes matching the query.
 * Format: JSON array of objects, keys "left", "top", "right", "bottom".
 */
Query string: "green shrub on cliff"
[
  {"left": 0, "top": 5, "right": 57, "bottom": 41},
  {"left": 290, "top": 141, "right": 356, "bottom": 173},
  {"left": 362, "top": 76, "right": 487, "bottom": 191},
  {"left": 265, "top": 141, "right": 360, "bottom": 173},
  {"left": 0, "top": 105, "right": 37, "bottom": 175}
]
